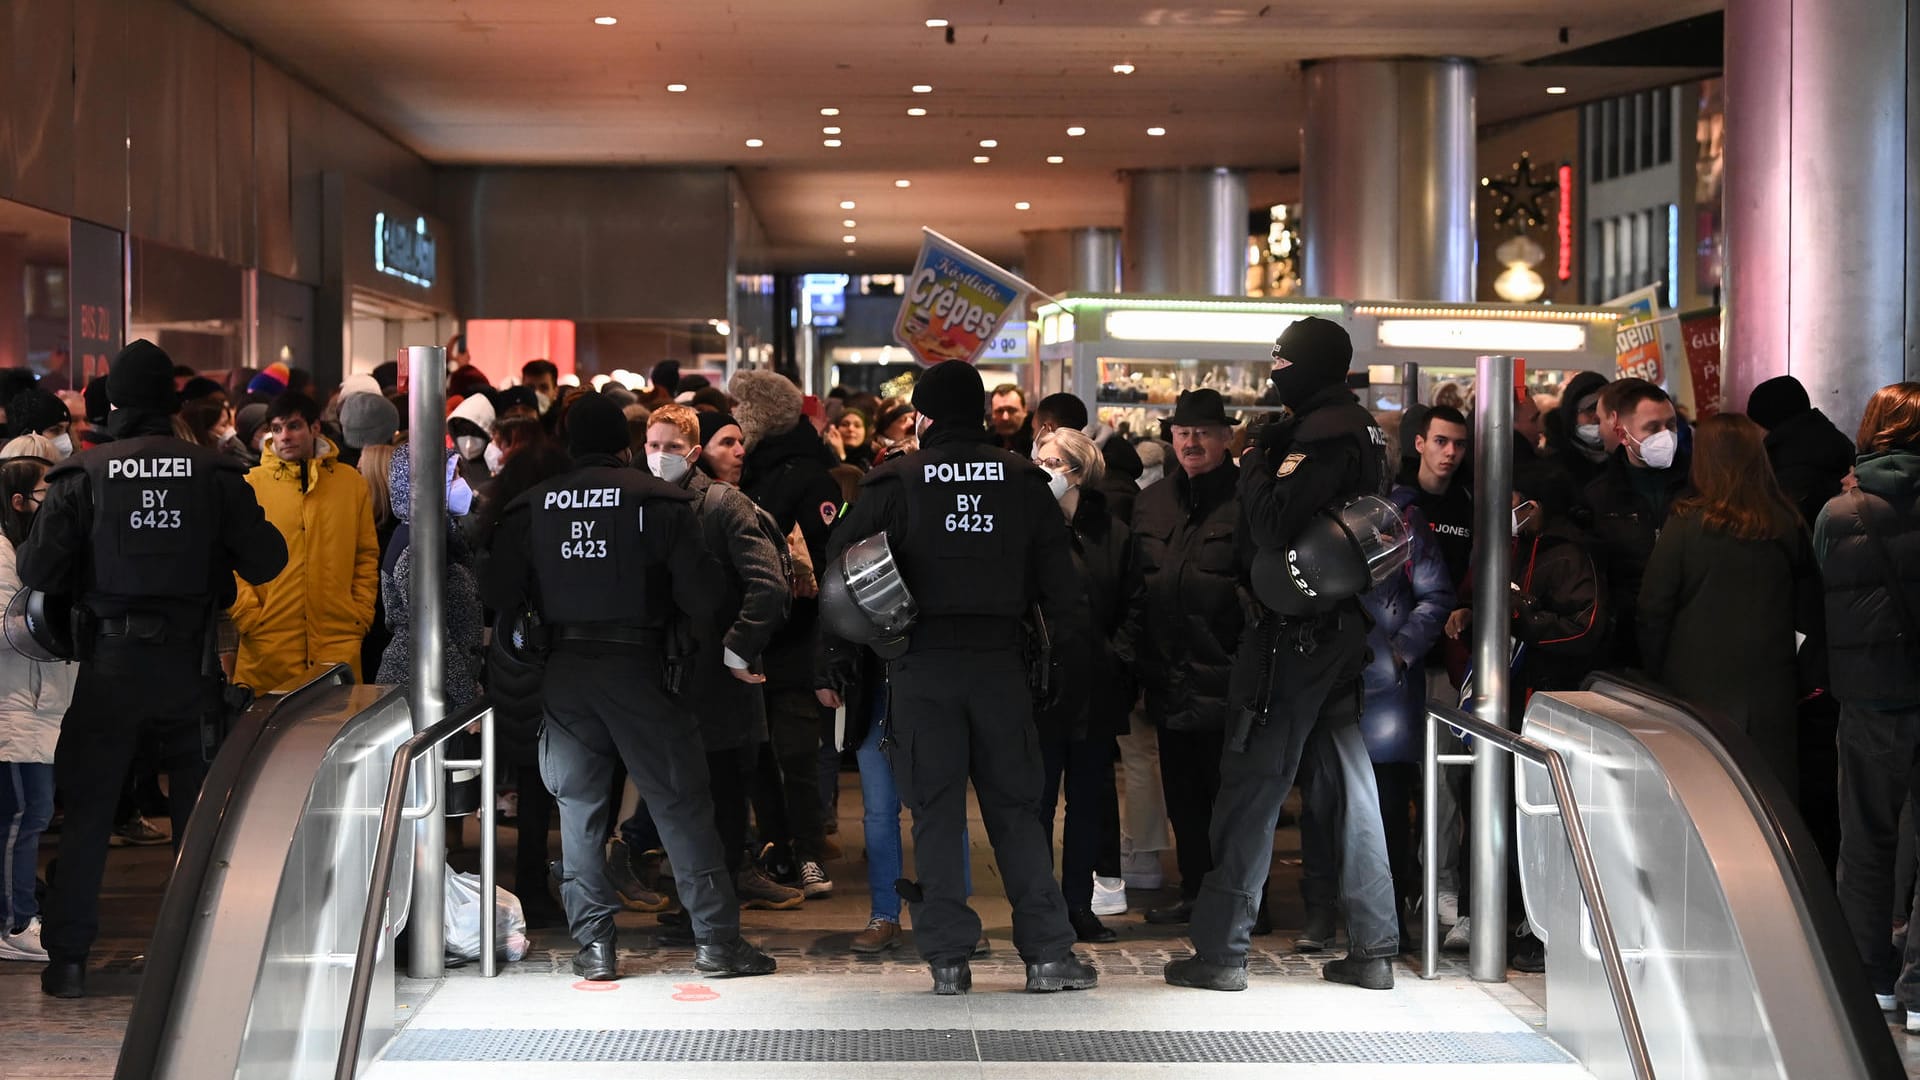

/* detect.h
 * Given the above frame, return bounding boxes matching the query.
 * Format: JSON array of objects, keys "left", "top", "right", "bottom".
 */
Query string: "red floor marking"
[
  {"left": 572, "top": 980, "right": 620, "bottom": 992},
  {"left": 671, "top": 983, "right": 720, "bottom": 1002}
]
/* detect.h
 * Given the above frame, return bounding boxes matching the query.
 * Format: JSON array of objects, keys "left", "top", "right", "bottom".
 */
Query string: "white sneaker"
[
  {"left": 1091, "top": 875, "right": 1128, "bottom": 916},
  {"left": 1876, "top": 992, "right": 1897, "bottom": 1011},
  {"left": 1436, "top": 890, "right": 1460, "bottom": 927},
  {"left": 1443, "top": 916, "right": 1472, "bottom": 953},
  {"left": 1121, "top": 850, "right": 1164, "bottom": 891},
  {"left": 1906, "top": 1010, "right": 1920, "bottom": 1033},
  {"left": 0, "top": 917, "right": 48, "bottom": 962}
]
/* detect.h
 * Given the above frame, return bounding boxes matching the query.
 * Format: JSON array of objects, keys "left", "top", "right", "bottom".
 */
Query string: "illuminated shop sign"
[
  {"left": 375, "top": 213, "right": 436, "bottom": 288},
  {"left": 1557, "top": 164, "right": 1574, "bottom": 283}
]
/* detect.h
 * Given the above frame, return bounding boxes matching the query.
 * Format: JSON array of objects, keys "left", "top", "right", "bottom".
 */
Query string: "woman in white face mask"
[{"left": 1029, "top": 428, "right": 1136, "bottom": 944}]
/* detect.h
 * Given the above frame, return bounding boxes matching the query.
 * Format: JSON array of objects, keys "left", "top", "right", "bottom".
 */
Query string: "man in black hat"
[
  {"left": 817, "top": 359, "right": 1097, "bottom": 995},
  {"left": 480, "top": 393, "right": 777, "bottom": 983},
  {"left": 1164, "top": 315, "right": 1400, "bottom": 993},
  {"left": 16, "top": 340, "right": 288, "bottom": 998},
  {"left": 1115, "top": 387, "right": 1252, "bottom": 927}
]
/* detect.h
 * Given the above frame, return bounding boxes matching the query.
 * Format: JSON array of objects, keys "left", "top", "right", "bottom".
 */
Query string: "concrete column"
[
  {"left": 1723, "top": 0, "right": 1918, "bottom": 435},
  {"left": 0, "top": 234, "right": 26, "bottom": 370},
  {"left": 1022, "top": 227, "right": 1122, "bottom": 296},
  {"left": 1122, "top": 169, "right": 1248, "bottom": 296},
  {"left": 1301, "top": 58, "right": 1477, "bottom": 302}
]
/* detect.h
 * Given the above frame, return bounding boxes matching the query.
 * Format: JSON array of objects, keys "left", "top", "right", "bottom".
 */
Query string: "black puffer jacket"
[
  {"left": 740, "top": 419, "right": 844, "bottom": 685},
  {"left": 1764, "top": 407, "right": 1857, "bottom": 528},
  {"left": 1119, "top": 460, "right": 1243, "bottom": 732},
  {"left": 1815, "top": 449, "right": 1920, "bottom": 709},
  {"left": 1040, "top": 486, "right": 1133, "bottom": 741},
  {"left": 1546, "top": 370, "right": 1611, "bottom": 497},
  {"left": 1581, "top": 447, "right": 1691, "bottom": 668}
]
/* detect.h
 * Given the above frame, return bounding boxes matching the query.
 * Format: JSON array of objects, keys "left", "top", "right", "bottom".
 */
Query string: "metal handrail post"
[
  {"left": 1422, "top": 710, "right": 1442, "bottom": 979},
  {"left": 479, "top": 705, "right": 496, "bottom": 976},
  {"left": 1469, "top": 353, "right": 1514, "bottom": 982},
  {"left": 406, "top": 344, "right": 449, "bottom": 979}
]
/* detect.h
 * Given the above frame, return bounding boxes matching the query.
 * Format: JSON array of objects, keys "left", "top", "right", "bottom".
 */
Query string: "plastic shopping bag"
[{"left": 443, "top": 867, "right": 530, "bottom": 962}]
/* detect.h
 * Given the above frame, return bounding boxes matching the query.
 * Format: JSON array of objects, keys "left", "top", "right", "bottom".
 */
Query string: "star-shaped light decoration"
[{"left": 1482, "top": 153, "right": 1559, "bottom": 232}]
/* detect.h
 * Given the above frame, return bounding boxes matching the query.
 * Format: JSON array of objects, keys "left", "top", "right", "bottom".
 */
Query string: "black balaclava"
[{"left": 1268, "top": 316, "right": 1353, "bottom": 409}]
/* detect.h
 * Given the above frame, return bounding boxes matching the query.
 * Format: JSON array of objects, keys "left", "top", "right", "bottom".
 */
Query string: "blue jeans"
[
  {"left": 1, "top": 761, "right": 55, "bottom": 929},
  {"left": 857, "top": 690, "right": 969, "bottom": 922}
]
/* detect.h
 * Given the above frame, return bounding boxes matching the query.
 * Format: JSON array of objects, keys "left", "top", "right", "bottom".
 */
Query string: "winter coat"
[
  {"left": 740, "top": 419, "right": 844, "bottom": 686},
  {"left": 1509, "top": 523, "right": 1607, "bottom": 693},
  {"left": 1581, "top": 447, "right": 1690, "bottom": 668},
  {"left": 1357, "top": 493, "right": 1456, "bottom": 763},
  {"left": 1764, "top": 408, "right": 1857, "bottom": 529},
  {"left": 1038, "top": 486, "right": 1134, "bottom": 742},
  {"left": 685, "top": 470, "right": 789, "bottom": 750},
  {"left": 1545, "top": 370, "right": 1612, "bottom": 497},
  {"left": 1814, "top": 449, "right": 1920, "bottom": 709},
  {"left": 0, "top": 537, "right": 75, "bottom": 763},
  {"left": 231, "top": 436, "right": 380, "bottom": 692},
  {"left": 377, "top": 450, "right": 485, "bottom": 709},
  {"left": 1638, "top": 511, "right": 1820, "bottom": 791},
  {"left": 1121, "top": 460, "right": 1244, "bottom": 732}
]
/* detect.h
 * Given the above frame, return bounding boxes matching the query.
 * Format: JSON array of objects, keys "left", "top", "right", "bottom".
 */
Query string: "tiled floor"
[{"left": 3, "top": 771, "right": 1916, "bottom": 1078}]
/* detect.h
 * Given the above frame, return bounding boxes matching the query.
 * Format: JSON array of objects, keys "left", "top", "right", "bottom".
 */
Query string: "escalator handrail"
[
  {"left": 114, "top": 664, "right": 356, "bottom": 1080},
  {"left": 1579, "top": 672, "right": 1904, "bottom": 1079}
]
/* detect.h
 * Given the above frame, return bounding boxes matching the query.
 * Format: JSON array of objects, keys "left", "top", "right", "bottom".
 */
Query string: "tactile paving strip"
[{"left": 383, "top": 1027, "right": 1572, "bottom": 1065}]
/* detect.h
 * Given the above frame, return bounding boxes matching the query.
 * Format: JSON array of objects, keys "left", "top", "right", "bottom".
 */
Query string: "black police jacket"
[
  {"left": 18, "top": 410, "right": 287, "bottom": 621},
  {"left": 821, "top": 424, "right": 1092, "bottom": 706},
  {"left": 1119, "top": 458, "right": 1242, "bottom": 733},
  {"left": 1239, "top": 383, "right": 1387, "bottom": 558},
  {"left": 479, "top": 453, "right": 722, "bottom": 642}
]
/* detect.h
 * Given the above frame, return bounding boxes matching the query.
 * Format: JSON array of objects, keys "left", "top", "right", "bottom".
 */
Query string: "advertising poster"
[
  {"left": 893, "top": 229, "right": 1028, "bottom": 366},
  {"left": 69, "top": 220, "right": 124, "bottom": 386},
  {"left": 1679, "top": 309, "right": 1723, "bottom": 419},
  {"left": 1607, "top": 284, "right": 1666, "bottom": 385}
]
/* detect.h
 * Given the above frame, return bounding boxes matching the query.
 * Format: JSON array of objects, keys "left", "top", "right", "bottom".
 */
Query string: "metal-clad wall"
[{"left": 0, "top": 0, "right": 436, "bottom": 285}]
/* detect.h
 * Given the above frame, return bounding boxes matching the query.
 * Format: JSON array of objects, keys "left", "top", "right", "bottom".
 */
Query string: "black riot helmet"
[
  {"left": 818, "top": 532, "right": 919, "bottom": 659},
  {"left": 1252, "top": 495, "right": 1411, "bottom": 616},
  {"left": 3, "top": 587, "right": 74, "bottom": 662}
]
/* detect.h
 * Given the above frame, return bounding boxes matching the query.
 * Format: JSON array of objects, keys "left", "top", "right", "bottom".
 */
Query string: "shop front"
[{"left": 323, "top": 174, "right": 457, "bottom": 388}]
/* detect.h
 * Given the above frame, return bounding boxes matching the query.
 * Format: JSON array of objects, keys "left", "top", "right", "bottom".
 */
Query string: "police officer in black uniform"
[
  {"left": 818, "top": 360, "right": 1098, "bottom": 995},
  {"left": 1165, "top": 316, "right": 1402, "bottom": 993},
  {"left": 18, "top": 340, "right": 288, "bottom": 998},
  {"left": 480, "top": 393, "right": 775, "bottom": 981}
]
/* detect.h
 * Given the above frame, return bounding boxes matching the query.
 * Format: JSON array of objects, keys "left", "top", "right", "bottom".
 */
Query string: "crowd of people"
[{"left": 0, "top": 335, "right": 1916, "bottom": 1010}]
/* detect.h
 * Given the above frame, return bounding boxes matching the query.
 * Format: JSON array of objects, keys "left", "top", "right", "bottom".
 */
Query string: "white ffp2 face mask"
[
  {"left": 483, "top": 441, "right": 505, "bottom": 475},
  {"left": 1632, "top": 428, "right": 1678, "bottom": 470},
  {"left": 649, "top": 451, "right": 692, "bottom": 484},
  {"left": 1137, "top": 465, "right": 1164, "bottom": 490},
  {"left": 455, "top": 434, "right": 487, "bottom": 461},
  {"left": 1046, "top": 467, "right": 1071, "bottom": 502},
  {"left": 50, "top": 433, "right": 73, "bottom": 460},
  {"left": 1574, "top": 423, "right": 1602, "bottom": 448}
]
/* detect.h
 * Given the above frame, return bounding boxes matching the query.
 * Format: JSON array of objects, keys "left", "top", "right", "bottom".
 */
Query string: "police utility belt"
[{"left": 551, "top": 623, "right": 664, "bottom": 647}]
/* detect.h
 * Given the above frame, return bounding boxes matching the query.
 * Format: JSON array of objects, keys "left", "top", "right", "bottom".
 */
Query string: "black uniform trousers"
[
  {"left": 1293, "top": 712, "right": 1405, "bottom": 956},
  {"left": 1191, "top": 614, "right": 1400, "bottom": 964},
  {"left": 885, "top": 647, "right": 1076, "bottom": 966},
  {"left": 537, "top": 647, "right": 738, "bottom": 947},
  {"left": 624, "top": 744, "right": 758, "bottom": 876},
  {"left": 1834, "top": 701, "right": 1920, "bottom": 1001},
  {"left": 44, "top": 636, "right": 214, "bottom": 962}
]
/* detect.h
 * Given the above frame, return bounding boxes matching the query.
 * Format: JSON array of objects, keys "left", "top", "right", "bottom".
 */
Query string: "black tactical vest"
[
  {"left": 520, "top": 464, "right": 694, "bottom": 627},
  {"left": 68, "top": 436, "right": 234, "bottom": 599},
  {"left": 1280, "top": 396, "right": 1390, "bottom": 499},
  {"left": 886, "top": 439, "right": 1038, "bottom": 621}
]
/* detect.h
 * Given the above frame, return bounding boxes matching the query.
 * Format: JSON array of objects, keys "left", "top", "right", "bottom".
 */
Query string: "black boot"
[
  {"left": 572, "top": 937, "right": 618, "bottom": 981},
  {"left": 1321, "top": 953, "right": 1395, "bottom": 990},
  {"left": 931, "top": 960, "right": 972, "bottom": 995},
  {"left": 1163, "top": 954, "right": 1247, "bottom": 991},
  {"left": 1069, "top": 909, "right": 1117, "bottom": 943},
  {"left": 694, "top": 937, "right": 777, "bottom": 976},
  {"left": 1025, "top": 953, "right": 1098, "bottom": 992},
  {"left": 41, "top": 959, "right": 85, "bottom": 999},
  {"left": 1143, "top": 897, "right": 1195, "bottom": 925},
  {"left": 1294, "top": 906, "right": 1337, "bottom": 953}
]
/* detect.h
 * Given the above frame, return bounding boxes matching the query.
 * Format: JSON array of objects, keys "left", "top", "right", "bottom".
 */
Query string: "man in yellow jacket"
[{"left": 231, "top": 391, "right": 380, "bottom": 692}]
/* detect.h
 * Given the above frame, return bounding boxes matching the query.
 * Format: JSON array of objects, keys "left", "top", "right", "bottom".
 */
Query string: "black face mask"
[{"left": 1269, "top": 364, "right": 1329, "bottom": 409}]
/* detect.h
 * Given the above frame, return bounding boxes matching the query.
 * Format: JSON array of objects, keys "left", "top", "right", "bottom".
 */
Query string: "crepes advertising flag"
[
  {"left": 893, "top": 229, "right": 1029, "bottom": 366},
  {"left": 1680, "top": 308, "right": 1723, "bottom": 419}
]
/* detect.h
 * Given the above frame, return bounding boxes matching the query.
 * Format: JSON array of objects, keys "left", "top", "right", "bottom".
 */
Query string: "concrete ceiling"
[{"left": 188, "top": 0, "right": 1721, "bottom": 269}]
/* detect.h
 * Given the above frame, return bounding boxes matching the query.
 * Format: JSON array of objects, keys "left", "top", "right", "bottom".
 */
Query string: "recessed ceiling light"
[
  {"left": 840, "top": 200, "right": 857, "bottom": 210},
  {"left": 925, "top": 18, "right": 948, "bottom": 28},
  {"left": 843, "top": 234, "right": 858, "bottom": 243},
  {"left": 973, "top": 155, "right": 991, "bottom": 164},
  {"left": 1546, "top": 85, "right": 1568, "bottom": 95},
  {"left": 979, "top": 139, "right": 997, "bottom": 148},
  {"left": 1066, "top": 126, "right": 1086, "bottom": 137},
  {"left": 1146, "top": 126, "right": 1167, "bottom": 136},
  {"left": 823, "top": 138, "right": 842, "bottom": 147},
  {"left": 842, "top": 219, "right": 857, "bottom": 227},
  {"left": 1112, "top": 63, "right": 1135, "bottom": 75},
  {"left": 821, "top": 107, "right": 840, "bottom": 116},
  {"left": 912, "top": 84, "right": 934, "bottom": 94},
  {"left": 894, "top": 179, "right": 912, "bottom": 188},
  {"left": 846, "top": 249, "right": 856, "bottom": 256},
  {"left": 592, "top": 16, "right": 618, "bottom": 26},
  {"left": 1014, "top": 201, "right": 1031, "bottom": 210},
  {"left": 744, "top": 138, "right": 764, "bottom": 148},
  {"left": 1046, "top": 155, "right": 1065, "bottom": 164},
  {"left": 907, "top": 107, "right": 928, "bottom": 117},
  {"left": 666, "top": 83, "right": 688, "bottom": 93},
  {"left": 823, "top": 126, "right": 842, "bottom": 134}
]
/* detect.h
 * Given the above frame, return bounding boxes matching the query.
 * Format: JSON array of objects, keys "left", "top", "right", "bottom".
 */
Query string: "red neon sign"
[{"left": 1557, "top": 164, "right": 1574, "bottom": 282}]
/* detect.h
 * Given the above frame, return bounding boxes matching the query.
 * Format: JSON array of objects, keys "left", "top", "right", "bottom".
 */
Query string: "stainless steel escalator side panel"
[
  {"left": 1516, "top": 690, "right": 1872, "bottom": 1080},
  {"left": 154, "top": 684, "right": 415, "bottom": 1080}
]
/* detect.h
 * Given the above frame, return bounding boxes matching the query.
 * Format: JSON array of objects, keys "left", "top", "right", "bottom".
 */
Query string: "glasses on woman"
[{"left": 1033, "top": 455, "right": 1072, "bottom": 472}]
